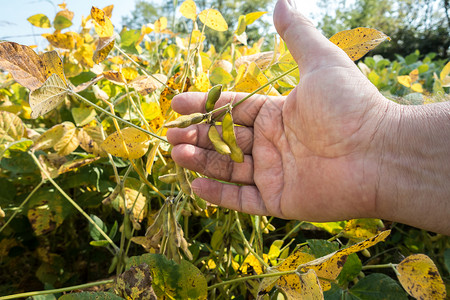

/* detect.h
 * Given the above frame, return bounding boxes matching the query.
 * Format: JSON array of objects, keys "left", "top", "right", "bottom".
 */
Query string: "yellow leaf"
[
  {"left": 194, "top": 72, "right": 210, "bottom": 92},
  {"left": 27, "top": 14, "right": 51, "bottom": 28},
  {"left": 411, "top": 83, "right": 424, "bottom": 93},
  {"left": 190, "top": 29, "right": 205, "bottom": 45},
  {"left": 409, "top": 69, "right": 419, "bottom": 83},
  {"left": 40, "top": 51, "right": 67, "bottom": 85},
  {"left": 235, "top": 65, "right": 260, "bottom": 93},
  {"left": 145, "top": 141, "right": 160, "bottom": 174},
  {"left": 299, "top": 230, "right": 390, "bottom": 290},
  {"left": 154, "top": 17, "right": 168, "bottom": 33},
  {"left": 239, "top": 254, "right": 265, "bottom": 275},
  {"left": 440, "top": 61, "right": 450, "bottom": 81},
  {"left": 93, "top": 37, "right": 115, "bottom": 64},
  {"left": 198, "top": 9, "right": 228, "bottom": 32},
  {"left": 42, "top": 32, "right": 80, "bottom": 50},
  {"left": 29, "top": 74, "right": 69, "bottom": 119},
  {"left": 310, "top": 221, "right": 346, "bottom": 235},
  {"left": 0, "top": 111, "right": 24, "bottom": 143},
  {"left": 74, "top": 44, "right": 95, "bottom": 68},
  {"left": 101, "top": 127, "right": 151, "bottom": 159},
  {"left": 244, "top": 11, "right": 267, "bottom": 25},
  {"left": 78, "top": 124, "right": 107, "bottom": 157},
  {"left": 396, "top": 254, "right": 446, "bottom": 300},
  {"left": 397, "top": 75, "right": 412, "bottom": 87},
  {"left": 343, "top": 218, "right": 383, "bottom": 241},
  {"left": 121, "top": 67, "right": 139, "bottom": 82},
  {"left": 91, "top": 6, "right": 114, "bottom": 38},
  {"left": 180, "top": 0, "right": 197, "bottom": 20},
  {"left": 32, "top": 122, "right": 72, "bottom": 151},
  {"left": 329, "top": 27, "right": 390, "bottom": 61},
  {"left": 142, "top": 102, "right": 162, "bottom": 121},
  {"left": 277, "top": 269, "right": 323, "bottom": 300},
  {"left": 53, "top": 122, "right": 79, "bottom": 156}
]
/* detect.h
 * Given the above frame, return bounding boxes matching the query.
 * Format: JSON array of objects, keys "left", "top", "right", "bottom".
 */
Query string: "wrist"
[{"left": 373, "top": 101, "right": 450, "bottom": 234}]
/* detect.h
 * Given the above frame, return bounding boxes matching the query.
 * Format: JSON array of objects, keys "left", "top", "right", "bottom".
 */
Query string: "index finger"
[{"left": 171, "top": 91, "right": 280, "bottom": 126}]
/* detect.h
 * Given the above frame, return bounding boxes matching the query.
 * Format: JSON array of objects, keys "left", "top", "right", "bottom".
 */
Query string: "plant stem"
[
  {"left": 233, "top": 211, "right": 270, "bottom": 269},
  {"left": 29, "top": 151, "right": 119, "bottom": 253},
  {"left": 0, "top": 181, "right": 44, "bottom": 233},
  {"left": 0, "top": 279, "right": 114, "bottom": 300},
  {"left": 72, "top": 91, "right": 167, "bottom": 143},
  {"left": 207, "top": 270, "right": 295, "bottom": 290}
]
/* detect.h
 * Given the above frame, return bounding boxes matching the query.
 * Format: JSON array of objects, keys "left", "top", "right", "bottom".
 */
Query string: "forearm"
[{"left": 376, "top": 101, "right": 450, "bottom": 234}]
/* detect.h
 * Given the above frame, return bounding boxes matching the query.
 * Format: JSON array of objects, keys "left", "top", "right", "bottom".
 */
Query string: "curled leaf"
[{"left": 0, "top": 42, "right": 48, "bottom": 91}]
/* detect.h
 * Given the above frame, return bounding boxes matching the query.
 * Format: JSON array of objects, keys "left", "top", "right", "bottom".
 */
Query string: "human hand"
[{"left": 167, "top": 0, "right": 450, "bottom": 234}]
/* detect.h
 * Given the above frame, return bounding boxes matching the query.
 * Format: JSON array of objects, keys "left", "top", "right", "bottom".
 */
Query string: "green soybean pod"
[
  {"left": 164, "top": 112, "right": 205, "bottom": 128},
  {"left": 208, "top": 125, "right": 231, "bottom": 155},
  {"left": 222, "top": 112, "right": 244, "bottom": 163},
  {"left": 158, "top": 174, "right": 178, "bottom": 184},
  {"left": 205, "top": 84, "right": 223, "bottom": 112},
  {"left": 176, "top": 164, "right": 192, "bottom": 196}
]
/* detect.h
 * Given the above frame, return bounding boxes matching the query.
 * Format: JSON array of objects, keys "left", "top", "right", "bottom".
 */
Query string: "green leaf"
[
  {"left": 0, "top": 150, "right": 37, "bottom": 173},
  {"left": 337, "top": 253, "right": 362, "bottom": 285},
  {"left": 53, "top": 15, "right": 72, "bottom": 31},
  {"left": 306, "top": 239, "right": 339, "bottom": 258},
  {"left": 59, "top": 292, "right": 123, "bottom": 300},
  {"left": 178, "top": 260, "right": 208, "bottom": 299},
  {"left": 126, "top": 253, "right": 207, "bottom": 299},
  {"left": 72, "top": 106, "right": 97, "bottom": 127},
  {"left": 27, "top": 188, "right": 73, "bottom": 236},
  {"left": 89, "top": 214, "right": 107, "bottom": 241},
  {"left": 349, "top": 273, "right": 408, "bottom": 300},
  {"left": 27, "top": 14, "right": 51, "bottom": 28},
  {"left": 120, "top": 29, "right": 141, "bottom": 55},
  {"left": 210, "top": 67, "right": 234, "bottom": 85},
  {"left": 444, "top": 248, "right": 450, "bottom": 273}
]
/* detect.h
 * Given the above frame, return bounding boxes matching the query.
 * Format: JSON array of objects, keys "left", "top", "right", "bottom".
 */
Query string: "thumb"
[{"left": 274, "top": 0, "right": 352, "bottom": 74}]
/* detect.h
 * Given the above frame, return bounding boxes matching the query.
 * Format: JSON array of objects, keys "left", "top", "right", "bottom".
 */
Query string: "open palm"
[{"left": 167, "top": 0, "right": 392, "bottom": 221}]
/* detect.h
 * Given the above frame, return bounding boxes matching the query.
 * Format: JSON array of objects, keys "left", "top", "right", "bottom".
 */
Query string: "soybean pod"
[
  {"left": 164, "top": 112, "right": 205, "bottom": 128},
  {"left": 208, "top": 125, "right": 231, "bottom": 155},
  {"left": 205, "top": 84, "right": 223, "bottom": 112},
  {"left": 222, "top": 112, "right": 244, "bottom": 163}
]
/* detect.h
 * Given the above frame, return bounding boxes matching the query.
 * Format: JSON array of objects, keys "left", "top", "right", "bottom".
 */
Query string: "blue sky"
[{"left": 0, "top": 0, "right": 320, "bottom": 47}]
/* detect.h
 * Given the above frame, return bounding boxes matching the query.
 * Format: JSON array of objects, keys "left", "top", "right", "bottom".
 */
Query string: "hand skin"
[{"left": 167, "top": 0, "right": 450, "bottom": 235}]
